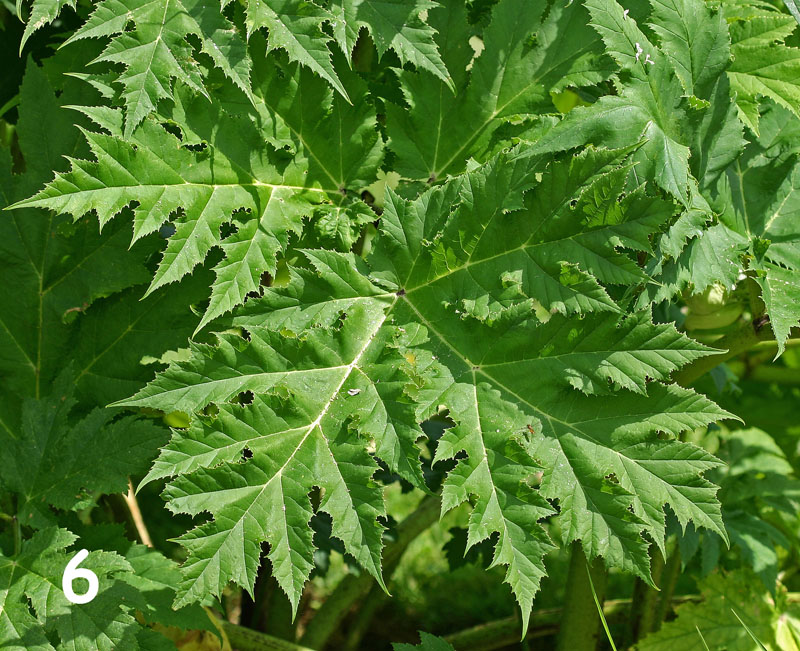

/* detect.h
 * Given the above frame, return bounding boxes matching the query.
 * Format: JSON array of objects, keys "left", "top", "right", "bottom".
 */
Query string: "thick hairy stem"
[
  {"left": 556, "top": 543, "right": 608, "bottom": 651},
  {"left": 341, "top": 584, "right": 387, "bottom": 651},
  {"left": 654, "top": 548, "right": 682, "bottom": 630},
  {"left": 747, "top": 365, "right": 800, "bottom": 385},
  {"left": 444, "top": 592, "right": 800, "bottom": 651},
  {"left": 674, "top": 320, "right": 774, "bottom": 387},
  {"left": 627, "top": 547, "right": 665, "bottom": 644},
  {"left": 299, "top": 494, "right": 441, "bottom": 649},
  {"left": 219, "top": 620, "right": 315, "bottom": 651}
]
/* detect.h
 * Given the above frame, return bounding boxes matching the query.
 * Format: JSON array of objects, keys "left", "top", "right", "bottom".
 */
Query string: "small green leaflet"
[
  {"left": 17, "top": 0, "right": 76, "bottom": 52},
  {"left": 0, "top": 528, "right": 141, "bottom": 651},
  {"left": 238, "top": 0, "right": 349, "bottom": 99},
  {"left": 329, "top": 0, "right": 453, "bottom": 89}
]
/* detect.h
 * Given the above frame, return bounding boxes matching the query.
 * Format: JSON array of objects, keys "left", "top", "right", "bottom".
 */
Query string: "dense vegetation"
[{"left": 3, "top": 0, "right": 800, "bottom": 648}]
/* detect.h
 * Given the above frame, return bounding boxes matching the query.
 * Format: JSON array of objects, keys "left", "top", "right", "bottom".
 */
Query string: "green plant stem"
[
  {"left": 654, "top": 548, "right": 682, "bottom": 630},
  {"left": 12, "top": 515, "right": 20, "bottom": 556},
  {"left": 627, "top": 546, "right": 665, "bottom": 644},
  {"left": 745, "top": 276, "right": 766, "bottom": 321},
  {"left": 753, "top": 338, "right": 800, "bottom": 351},
  {"left": 446, "top": 620, "right": 558, "bottom": 650},
  {"left": 219, "top": 619, "right": 316, "bottom": 651},
  {"left": 298, "top": 494, "right": 441, "bottom": 649},
  {"left": 675, "top": 320, "right": 775, "bottom": 387},
  {"left": 747, "top": 365, "right": 800, "bottom": 385},
  {"left": 556, "top": 543, "right": 608, "bottom": 651},
  {"left": 444, "top": 597, "right": 696, "bottom": 651},
  {"left": 341, "top": 584, "right": 387, "bottom": 651},
  {"left": 444, "top": 591, "right": 800, "bottom": 651}
]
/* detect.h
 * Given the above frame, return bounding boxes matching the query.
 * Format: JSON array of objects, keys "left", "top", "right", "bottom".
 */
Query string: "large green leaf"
[{"left": 123, "top": 145, "right": 730, "bottom": 632}]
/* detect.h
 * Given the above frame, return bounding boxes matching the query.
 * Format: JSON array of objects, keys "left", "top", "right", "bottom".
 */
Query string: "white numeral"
[{"left": 62, "top": 549, "right": 99, "bottom": 605}]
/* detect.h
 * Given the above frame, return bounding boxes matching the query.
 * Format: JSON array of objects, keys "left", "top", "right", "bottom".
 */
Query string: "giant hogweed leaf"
[
  {"left": 727, "top": 6, "right": 800, "bottom": 135},
  {"left": 386, "top": 0, "right": 613, "bottom": 181},
  {"left": 329, "top": 0, "right": 452, "bottom": 89},
  {"left": 532, "top": 0, "right": 739, "bottom": 206},
  {"left": 62, "top": 0, "right": 252, "bottom": 138},
  {"left": 0, "top": 63, "right": 153, "bottom": 431},
  {"left": 13, "top": 61, "right": 382, "bottom": 330},
  {"left": 1, "top": 58, "right": 203, "bottom": 447},
  {"left": 718, "top": 103, "right": 800, "bottom": 353},
  {"left": 123, "top": 146, "right": 730, "bottom": 630}
]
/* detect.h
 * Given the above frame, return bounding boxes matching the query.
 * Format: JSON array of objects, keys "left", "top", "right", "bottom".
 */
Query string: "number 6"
[{"left": 62, "top": 549, "right": 99, "bottom": 605}]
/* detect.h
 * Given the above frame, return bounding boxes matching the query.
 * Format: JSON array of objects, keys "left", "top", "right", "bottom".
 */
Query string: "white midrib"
[
  {"left": 197, "top": 297, "right": 397, "bottom": 595},
  {"left": 272, "top": 299, "right": 396, "bottom": 479}
]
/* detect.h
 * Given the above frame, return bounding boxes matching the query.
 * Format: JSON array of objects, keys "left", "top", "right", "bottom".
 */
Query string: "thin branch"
[{"left": 123, "top": 478, "right": 153, "bottom": 548}]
